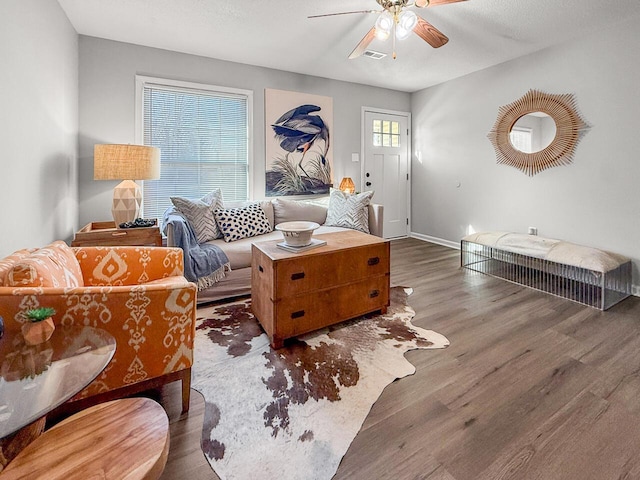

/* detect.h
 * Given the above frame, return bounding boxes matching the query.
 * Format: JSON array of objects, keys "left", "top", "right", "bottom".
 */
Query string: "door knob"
[{"left": 366, "top": 181, "right": 372, "bottom": 187}]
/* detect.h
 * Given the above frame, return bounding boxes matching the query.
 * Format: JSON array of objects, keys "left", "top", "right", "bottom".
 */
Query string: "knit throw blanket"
[{"left": 162, "top": 208, "right": 230, "bottom": 290}]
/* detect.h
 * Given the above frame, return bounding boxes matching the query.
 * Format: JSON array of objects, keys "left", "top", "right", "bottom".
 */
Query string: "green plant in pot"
[{"left": 22, "top": 307, "right": 56, "bottom": 345}]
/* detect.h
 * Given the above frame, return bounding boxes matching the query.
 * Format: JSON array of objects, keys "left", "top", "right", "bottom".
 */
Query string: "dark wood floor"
[{"left": 158, "top": 238, "right": 640, "bottom": 480}]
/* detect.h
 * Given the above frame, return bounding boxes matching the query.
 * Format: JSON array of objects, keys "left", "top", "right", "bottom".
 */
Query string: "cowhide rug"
[{"left": 192, "top": 287, "right": 449, "bottom": 480}]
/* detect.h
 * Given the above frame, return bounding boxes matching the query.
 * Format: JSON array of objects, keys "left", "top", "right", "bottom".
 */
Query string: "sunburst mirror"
[{"left": 487, "top": 89, "right": 590, "bottom": 176}]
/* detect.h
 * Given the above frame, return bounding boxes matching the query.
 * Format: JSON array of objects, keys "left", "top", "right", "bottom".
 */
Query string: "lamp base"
[{"left": 112, "top": 180, "right": 142, "bottom": 227}]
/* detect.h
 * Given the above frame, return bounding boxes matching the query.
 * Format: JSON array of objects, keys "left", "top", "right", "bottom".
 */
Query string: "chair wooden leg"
[{"left": 181, "top": 368, "right": 191, "bottom": 414}]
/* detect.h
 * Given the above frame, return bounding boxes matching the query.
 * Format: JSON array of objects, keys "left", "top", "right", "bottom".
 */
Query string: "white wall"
[
  {"left": 411, "top": 16, "right": 640, "bottom": 288},
  {"left": 78, "top": 36, "right": 411, "bottom": 227},
  {"left": 0, "top": 0, "right": 78, "bottom": 257}
]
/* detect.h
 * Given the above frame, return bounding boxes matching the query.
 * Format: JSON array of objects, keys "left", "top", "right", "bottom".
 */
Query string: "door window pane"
[{"left": 372, "top": 118, "right": 401, "bottom": 148}]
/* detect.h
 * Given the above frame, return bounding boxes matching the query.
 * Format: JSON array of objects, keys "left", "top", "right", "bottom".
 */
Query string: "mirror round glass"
[{"left": 509, "top": 112, "right": 557, "bottom": 154}]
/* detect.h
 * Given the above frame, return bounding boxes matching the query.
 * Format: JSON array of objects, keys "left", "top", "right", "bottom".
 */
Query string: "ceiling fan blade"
[
  {"left": 308, "top": 10, "right": 377, "bottom": 19},
  {"left": 413, "top": 16, "right": 449, "bottom": 48},
  {"left": 348, "top": 27, "right": 377, "bottom": 59},
  {"left": 415, "top": 0, "right": 467, "bottom": 6}
]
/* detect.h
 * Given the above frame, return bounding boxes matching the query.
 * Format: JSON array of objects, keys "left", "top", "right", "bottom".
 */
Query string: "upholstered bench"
[{"left": 461, "top": 232, "right": 631, "bottom": 310}]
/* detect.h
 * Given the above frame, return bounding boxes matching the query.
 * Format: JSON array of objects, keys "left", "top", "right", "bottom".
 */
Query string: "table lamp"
[
  {"left": 339, "top": 177, "right": 356, "bottom": 194},
  {"left": 93, "top": 144, "right": 160, "bottom": 226}
]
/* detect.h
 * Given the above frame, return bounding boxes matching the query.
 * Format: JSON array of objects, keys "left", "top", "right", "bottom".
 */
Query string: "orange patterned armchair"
[{"left": 0, "top": 241, "right": 197, "bottom": 413}]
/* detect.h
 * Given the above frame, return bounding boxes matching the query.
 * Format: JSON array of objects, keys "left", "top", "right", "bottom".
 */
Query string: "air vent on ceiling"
[{"left": 363, "top": 50, "right": 386, "bottom": 60}]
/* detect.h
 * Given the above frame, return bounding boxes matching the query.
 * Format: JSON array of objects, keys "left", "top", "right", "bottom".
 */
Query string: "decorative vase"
[{"left": 21, "top": 318, "right": 55, "bottom": 346}]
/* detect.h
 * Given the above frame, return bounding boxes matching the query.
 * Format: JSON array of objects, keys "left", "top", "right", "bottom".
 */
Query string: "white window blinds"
[
  {"left": 509, "top": 127, "right": 533, "bottom": 154},
  {"left": 141, "top": 81, "right": 250, "bottom": 220}
]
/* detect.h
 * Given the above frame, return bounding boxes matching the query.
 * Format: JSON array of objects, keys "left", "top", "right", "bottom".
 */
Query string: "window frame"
[{"left": 134, "top": 75, "right": 254, "bottom": 216}]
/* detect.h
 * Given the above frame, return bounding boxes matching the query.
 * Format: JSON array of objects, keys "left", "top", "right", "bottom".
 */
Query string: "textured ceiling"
[{"left": 58, "top": 0, "right": 640, "bottom": 93}]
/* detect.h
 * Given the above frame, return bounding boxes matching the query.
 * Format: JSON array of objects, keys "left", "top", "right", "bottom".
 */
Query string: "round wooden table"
[{"left": 0, "top": 397, "right": 170, "bottom": 479}]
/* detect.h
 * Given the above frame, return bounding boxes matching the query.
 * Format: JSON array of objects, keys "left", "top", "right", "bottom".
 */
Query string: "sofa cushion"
[
  {"left": 214, "top": 203, "right": 272, "bottom": 243},
  {"left": 171, "top": 189, "right": 224, "bottom": 243},
  {"left": 325, "top": 190, "right": 374, "bottom": 234},
  {"left": 206, "top": 225, "right": 351, "bottom": 269},
  {"left": 272, "top": 198, "right": 328, "bottom": 226},
  {"left": 6, "top": 241, "right": 83, "bottom": 288},
  {"left": 209, "top": 231, "right": 282, "bottom": 269}
]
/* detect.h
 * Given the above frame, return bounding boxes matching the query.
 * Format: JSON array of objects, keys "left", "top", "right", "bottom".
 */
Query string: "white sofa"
[{"left": 165, "top": 197, "right": 384, "bottom": 303}]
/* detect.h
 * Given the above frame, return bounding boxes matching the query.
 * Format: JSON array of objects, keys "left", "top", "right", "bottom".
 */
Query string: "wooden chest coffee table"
[{"left": 251, "top": 230, "right": 390, "bottom": 348}]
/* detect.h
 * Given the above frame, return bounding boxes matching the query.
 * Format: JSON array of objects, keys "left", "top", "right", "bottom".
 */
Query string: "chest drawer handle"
[
  {"left": 111, "top": 232, "right": 127, "bottom": 237},
  {"left": 369, "top": 290, "right": 380, "bottom": 298},
  {"left": 368, "top": 257, "right": 380, "bottom": 266},
  {"left": 291, "top": 272, "right": 305, "bottom": 281},
  {"left": 291, "top": 310, "right": 305, "bottom": 319}
]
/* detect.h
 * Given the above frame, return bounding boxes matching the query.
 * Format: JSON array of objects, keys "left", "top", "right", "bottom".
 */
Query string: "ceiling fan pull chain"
[{"left": 392, "top": 18, "right": 397, "bottom": 59}]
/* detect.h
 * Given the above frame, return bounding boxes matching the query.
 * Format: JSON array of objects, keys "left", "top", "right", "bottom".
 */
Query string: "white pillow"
[
  {"left": 170, "top": 189, "right": 224, "bottom": 243},
  {"left": 214, "top": 203, "right": 272, "bottom": 243},
  {"left": 272, "top": 198, "right": 328, "bottom": 226},
  {"left": 325, "top": 190, "right": 373, "bottom": 233}
]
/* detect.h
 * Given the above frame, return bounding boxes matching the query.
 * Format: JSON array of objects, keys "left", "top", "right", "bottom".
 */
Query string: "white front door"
[{"left": 362, "top": 109, "right": 410, "bottom": 239}]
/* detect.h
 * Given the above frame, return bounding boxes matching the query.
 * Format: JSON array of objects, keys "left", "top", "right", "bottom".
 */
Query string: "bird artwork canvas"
[{"left": 265, "top": 89, "right": 333, "bottom": 197}]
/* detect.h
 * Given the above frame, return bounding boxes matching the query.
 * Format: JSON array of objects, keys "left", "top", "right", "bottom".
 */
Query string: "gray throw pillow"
[
  {"left": 214, "top": 203, "right": 272, "bottom": 243},
  {"left": 325, "top": 190, "right": 373, "bottom": 233},
  {"left": 170, "top": 189, "right": 224, "bottom": 243}
]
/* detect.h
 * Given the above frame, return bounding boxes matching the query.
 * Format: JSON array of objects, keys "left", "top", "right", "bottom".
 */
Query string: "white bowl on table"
[{"left": 275, "top": 221, "right": 320, "bottom": 247}]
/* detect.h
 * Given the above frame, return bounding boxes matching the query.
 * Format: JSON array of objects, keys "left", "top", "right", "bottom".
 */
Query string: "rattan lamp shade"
[
  {"left": 94, "top": 144, "right": 160, "bottom": 181},
  {"left": 93, "top": 144, "right": 161, "bottom": 227}
]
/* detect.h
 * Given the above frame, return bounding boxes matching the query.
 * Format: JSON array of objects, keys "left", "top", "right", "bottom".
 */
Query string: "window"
[
  {"left": 136, "top": 76, "right": 252, "bottom": 220},
  {"left": 372, "top": 119, "right": 400, "bottom": 147},
  {"left": 509, "top": 126, "right": 532, "bottom": 153}
]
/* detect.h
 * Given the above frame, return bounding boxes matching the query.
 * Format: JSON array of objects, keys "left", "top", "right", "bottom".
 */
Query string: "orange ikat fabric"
[{"left": 0, "top": 243, "right": 197, "bottom": 400}]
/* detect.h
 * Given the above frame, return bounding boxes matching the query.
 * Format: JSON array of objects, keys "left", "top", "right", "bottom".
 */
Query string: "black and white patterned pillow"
[
  {"left": 214, "top": 203, "right": 272, "bottom": 243},
  {"left": 325, "top": 190, "right": 373, "bottom": 233},
  {"left": 171, "top": 189, "right": 224, "bottom": 243}
]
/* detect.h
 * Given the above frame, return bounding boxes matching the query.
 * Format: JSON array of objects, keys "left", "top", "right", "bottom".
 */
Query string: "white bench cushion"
[{"left": 463, "top": 232, "right": 629, "bottom": 273}]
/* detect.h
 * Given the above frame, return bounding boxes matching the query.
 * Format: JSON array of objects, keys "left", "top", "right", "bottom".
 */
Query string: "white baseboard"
[
  {"left": 632, "top": 285, "right": 640, "bottom": 297},
  {"left": 410, "top": 232, "right": 460, "bottom": 250}
]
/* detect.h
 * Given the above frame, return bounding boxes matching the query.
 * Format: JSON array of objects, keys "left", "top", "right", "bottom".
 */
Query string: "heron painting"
[{"left": 265, "top": 89, "right": 333, "bottom": 197}]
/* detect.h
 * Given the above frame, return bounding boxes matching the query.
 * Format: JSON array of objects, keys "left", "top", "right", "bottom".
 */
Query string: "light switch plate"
[{"left": 351, "top": 153, "right": 359, "bottom": 162}]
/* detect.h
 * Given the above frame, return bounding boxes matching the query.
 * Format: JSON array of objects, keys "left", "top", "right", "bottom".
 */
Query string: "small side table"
[
  {"left": 0, "top": 326, "right": 116, "bottom": 471},
  {"left": 0, "top": 398, "right": 169, "bottom": 480},
  {"left": 71, "top": 221, "right": 162, "bottom": 247}
]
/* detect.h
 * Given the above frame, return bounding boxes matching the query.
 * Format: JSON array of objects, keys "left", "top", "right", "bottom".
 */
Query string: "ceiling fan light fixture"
[
  {"left": 396, "top": 10, "right": 417, "bottom": 40},
  {"left": 415, "top": 0, "right": 430, "bottom": 7},
  {"left": 398, "top": 10, "right": 418, "bottom": 31},
  {"left": 375, "top": 27, "right": 390, "bottom": 40},
  {"left": 395, "top": 25, "right": 411, "bottom": 40},
  {"left": 375, "top": 11, "right": 394, "bottom": 35}
]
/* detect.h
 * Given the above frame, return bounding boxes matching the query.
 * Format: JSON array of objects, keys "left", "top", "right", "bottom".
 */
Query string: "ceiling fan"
[{"left": 309, "top": 0, "right": 467, "bottom": 60}]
